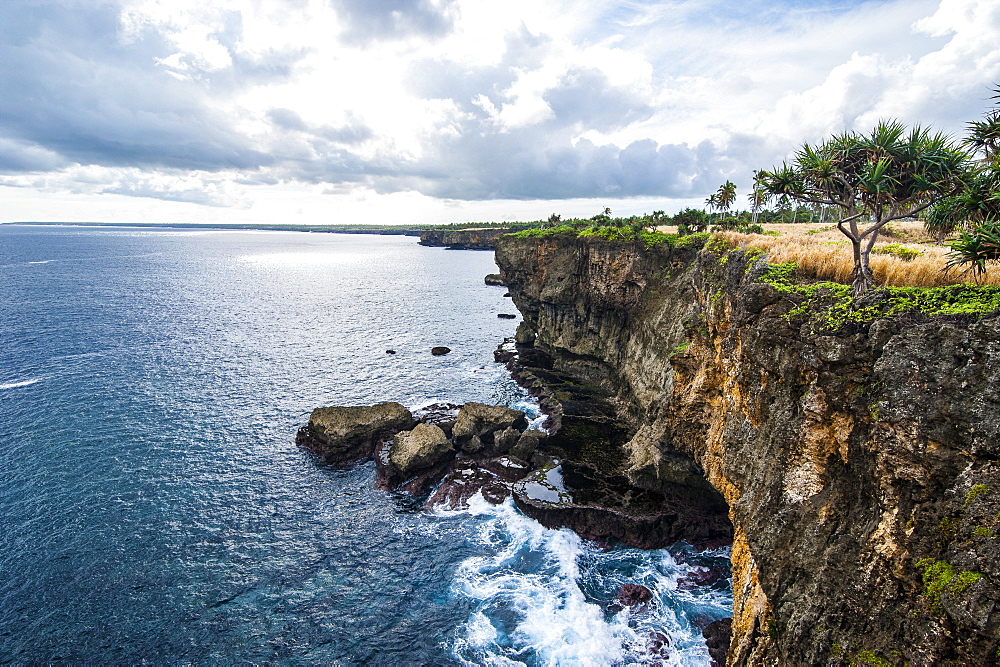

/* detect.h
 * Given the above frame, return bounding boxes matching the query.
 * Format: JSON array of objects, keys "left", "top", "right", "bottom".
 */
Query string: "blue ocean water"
[{"left": 0, "top": 225, "right": 730, "bottom": 664}]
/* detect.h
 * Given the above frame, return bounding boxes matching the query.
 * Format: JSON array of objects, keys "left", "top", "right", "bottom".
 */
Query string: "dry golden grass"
[{"left": 718, "top": 223, "right": 1000, "bottom": 288}]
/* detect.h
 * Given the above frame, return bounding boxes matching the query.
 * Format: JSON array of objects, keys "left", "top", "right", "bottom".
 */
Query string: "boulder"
[
  {"left": 493, "top": 427, "right": 521, "bottom": 453},
  {"left": 431, "top": 346, "right": 451, "bottom": 356},
  {"left": 509, "top": 429, "right": 546, "bottom": 461},
  {"left": 297, "top": 402, "right": 414, "bottom": 465},
  {"left": 389, "top": 423, "right": 454, "bottom": 477},
  {"left": 485, "top": 274, "right": 505, "bottom": 285},
  {"left": 452, "top": 402, "right": 528, "bottom": 453},
  {"left": 494, "top": 338, "right": 517, "bottom": 363},
  {"left": 514, "top": 321, "right": 536, "bottom": 346},
  {"left": 615, "top": 583, "right": 653, "bottom": 607}
]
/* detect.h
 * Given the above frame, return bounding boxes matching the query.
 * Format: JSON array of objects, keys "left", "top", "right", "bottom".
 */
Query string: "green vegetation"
[
  {"left": 872, "top": 243, "right": 923, "bottom": 261},
  {"left": 967, "top": 484, "right": 990, "bottom": 506},
  {"left": 915, "top": 558, "right": 984, "bottom": 612},
  {"left": 757, "top": 120, "right": 972, "bottom": 296},
  {"left": 759, "top": 261, "right": 1000, "bottom": 333},
  {"left": 849, "top": 650, "right": 894, "bottom": 667},
  {"left": 929, "top": 86, "right": 1000, "bottom": 270}
]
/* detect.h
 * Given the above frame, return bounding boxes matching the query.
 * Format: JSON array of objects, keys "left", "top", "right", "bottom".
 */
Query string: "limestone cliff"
[
  {"left": 495, "top": 233, "right": 1000, "bottom": 666},
  {"left": 419, "top": 228, "right": 510, "bottom": 249}
]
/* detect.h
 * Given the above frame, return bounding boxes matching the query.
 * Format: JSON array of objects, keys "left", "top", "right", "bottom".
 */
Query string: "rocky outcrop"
[
  {"left": 452, "top": 402, "right": 529, "bottom": 454},
  {"left": 296, "top": 402, "right": 414, "bottom": 465},
  {"left": 419, "top": 228, "right": 510, "bottom": 249},
  {"left": 299, "top": 400, "right": 543, "bottom": 509},
  {"left": 495, "top": 233, "right": 1000, "bottom": 666}
]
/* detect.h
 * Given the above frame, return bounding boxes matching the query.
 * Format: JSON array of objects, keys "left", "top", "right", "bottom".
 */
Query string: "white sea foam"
[
  {"left": 447, "top": 495, "right": 731, "bottom": 666},
  {"left": 0, "top": 378, "right": 41, "bottom": 390}
]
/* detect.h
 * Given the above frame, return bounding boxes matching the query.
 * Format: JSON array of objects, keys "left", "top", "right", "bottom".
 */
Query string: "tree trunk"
[{"left": 851, "top": 238, "right": 876, "bottom": 296}]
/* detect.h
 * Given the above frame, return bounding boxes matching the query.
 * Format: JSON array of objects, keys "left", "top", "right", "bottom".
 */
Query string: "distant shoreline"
[{"left": 2, "top": 221, "right": 425, "bottom": 235}]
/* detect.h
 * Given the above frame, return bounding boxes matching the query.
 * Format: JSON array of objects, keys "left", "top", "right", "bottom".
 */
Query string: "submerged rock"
[
  {"left": 615, "top": 583, "right": 653, "bottom": 607},
  {"left": 296, "top": 402, "right": 414, "bottom": 465}
]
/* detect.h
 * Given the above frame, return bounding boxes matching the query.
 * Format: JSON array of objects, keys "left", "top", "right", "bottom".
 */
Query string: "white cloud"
[{"left": 1, "top": 0, "right": 999, "bottom": 224}]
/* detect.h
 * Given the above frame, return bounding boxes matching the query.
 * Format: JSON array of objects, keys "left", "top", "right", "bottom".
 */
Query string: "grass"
[{"left": 716, "top": 221, "right": 1000, "bottom": 287}]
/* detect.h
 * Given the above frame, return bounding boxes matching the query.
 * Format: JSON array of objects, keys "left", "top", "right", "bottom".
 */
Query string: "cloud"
[
  {"left": 0, "top": 2, "right": 272, "bottom": 171},
  {"left": 1, "top": 0, "right": 999, "bottom": 222},
  {"left": 330, "top": 0, "right": 460, "bottom": 44}
]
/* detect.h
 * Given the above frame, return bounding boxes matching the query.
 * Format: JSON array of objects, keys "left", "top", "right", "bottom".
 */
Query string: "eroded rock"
[
  {"left": 296, "top": 402, "right": 413, "bottom": 465},
  {"left": 389, "top": 423, "right": 453, "bottom": 477},
  {"left": 452, "top": 402, "right": 528, "bottom": 453}
]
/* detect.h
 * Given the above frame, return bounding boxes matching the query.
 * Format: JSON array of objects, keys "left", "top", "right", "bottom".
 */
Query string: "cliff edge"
[{"left": 496, "top": 233, "right": 1000, "bottom": 666}]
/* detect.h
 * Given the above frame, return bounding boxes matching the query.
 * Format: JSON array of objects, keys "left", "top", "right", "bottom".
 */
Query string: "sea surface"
[{"left": 0, "top": 225, "right": 731, "bottom": 665}]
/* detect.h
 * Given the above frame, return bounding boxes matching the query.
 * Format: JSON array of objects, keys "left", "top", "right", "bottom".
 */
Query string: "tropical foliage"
[
  {"left": 756, "top": 120, "right": 971, "bottom": 295},
  {"left": 941, "top": 86, "right": 1000, "bottom": 274}
]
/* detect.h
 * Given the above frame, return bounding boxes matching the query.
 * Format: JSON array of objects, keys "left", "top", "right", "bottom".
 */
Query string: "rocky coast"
[
  {"left": 298, "top": 231, "right": 1000, "bottom": 665},
  {"left": 418, "top": 228, "right": 511, "bottom": 249},
  {"left": 493, "top": 232, "right": 1000, "bottom": 665}
]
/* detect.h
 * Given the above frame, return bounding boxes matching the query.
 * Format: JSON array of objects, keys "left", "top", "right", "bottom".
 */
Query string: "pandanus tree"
[
  {"left": 939, "top": 87, "right": 1000, "bottom": 273},
  {"left": 756, "top": 120, "right": 972, "bottom": 295}
]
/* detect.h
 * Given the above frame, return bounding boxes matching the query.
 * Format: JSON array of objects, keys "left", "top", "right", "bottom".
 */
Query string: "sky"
[{"left": 1, "top": 0, "right": 999, "bottom": 226}]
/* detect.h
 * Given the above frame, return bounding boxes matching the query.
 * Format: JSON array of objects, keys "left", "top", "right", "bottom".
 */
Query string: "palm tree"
[
  {"left": 705, "top": 193, "right": 718, "bottom": 218},
  {"left": 757, "top": 120, "right": 972, "bottom": 295},
  {"left": 747, "top": 182, "right": 766, "bottom": 226},
  {"left": 715, "top": 181, "right": 737, "bottom": 218}
]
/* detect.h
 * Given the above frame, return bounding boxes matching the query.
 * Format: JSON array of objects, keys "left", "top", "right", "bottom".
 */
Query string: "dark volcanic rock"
[
  {"left": 296, "top": 402, "right": 413, "bottom": 465},
  {"left": 413, "top": 402, "right": 461, "bottom": 437},
  {"left": 512, "top": 462, "right": 731, "bottom": 550},
  {"left": 677, "top": 566, "right": 728, "bottom": 590},
  {"left": 615, "top": 583, "right": 653, "bottom": 606},
  {"left": 703, "top": 618, "right": 732, "bottom": 667},
  {"left": 430, "top": 346, "right": 451, "bottom": 356},
  {"left": 497, "top": 313, "right": 517, "bottom": 319},
  {"left": 494, "top": 337, "right": 517, "bottom": 363},
  {"left": 646, "top": 631, "right": 671, "bottom": 660},
  {"left": 385, "top": 349, "right": 396, "bottom": 354}
]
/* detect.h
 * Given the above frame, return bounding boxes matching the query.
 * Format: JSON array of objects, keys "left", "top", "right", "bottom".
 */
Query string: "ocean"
[{"left": 0, "top": 225, "right": 730, "bottom": 665}]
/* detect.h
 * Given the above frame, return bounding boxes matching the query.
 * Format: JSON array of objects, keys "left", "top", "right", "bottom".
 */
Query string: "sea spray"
[{"left": 446, "top": 496, "right": 732, "bottom": 666}]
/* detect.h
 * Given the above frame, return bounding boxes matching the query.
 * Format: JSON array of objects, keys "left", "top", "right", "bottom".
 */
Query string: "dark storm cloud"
[
  {"left": 330, "top": 0, "right": 459, "bottom": 44},
  {"left": 0, "top": 2, "right": 273, "bottom": 173}
]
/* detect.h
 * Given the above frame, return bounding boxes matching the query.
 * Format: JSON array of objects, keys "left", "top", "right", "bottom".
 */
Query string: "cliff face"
[
  {"left": 419, "top": 228, "right": 510, "bottom": 249},
  {"left": 495, "top": 234, "right": 1000, "bottom": 666}
]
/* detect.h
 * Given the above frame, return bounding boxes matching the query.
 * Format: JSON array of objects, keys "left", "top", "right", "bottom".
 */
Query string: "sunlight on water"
[{"left": 0, "top": 225, "right": 730, "bottom": 664}]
